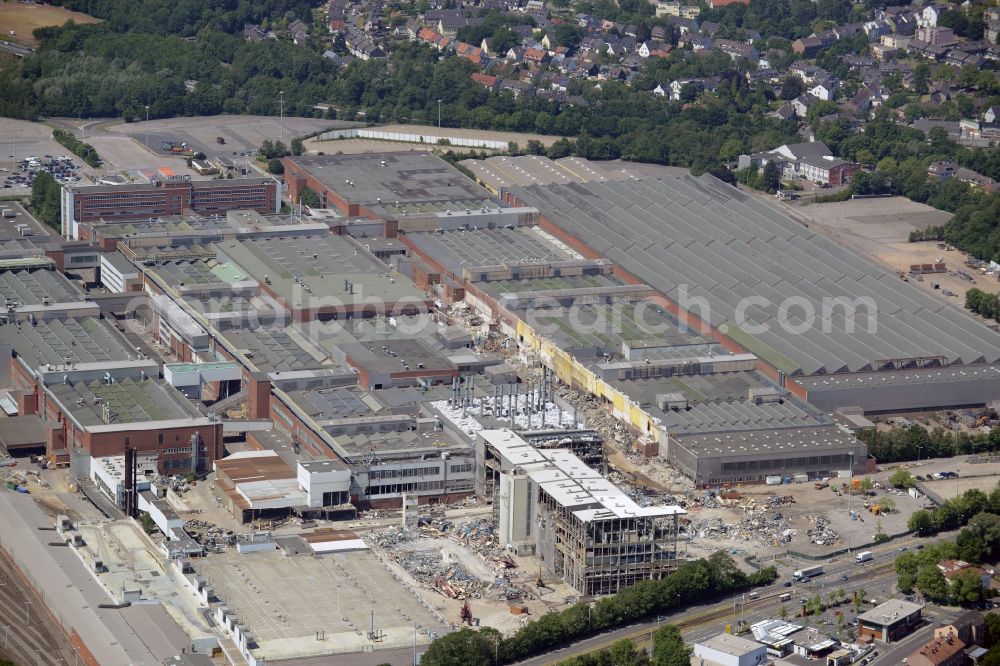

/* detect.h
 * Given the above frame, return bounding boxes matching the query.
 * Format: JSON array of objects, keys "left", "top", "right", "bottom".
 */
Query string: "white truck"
[
  {"left": 856, "top": 550, "right": 873, "bottom": 563},
  {"left": 793, "top": 565, "right": 823, "bottom": 580}
]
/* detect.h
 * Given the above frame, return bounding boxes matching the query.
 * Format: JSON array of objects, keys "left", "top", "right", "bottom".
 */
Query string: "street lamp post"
[
  {"left": 413, "top": 624, "right": 418, "bottom": 666},
  {"left": 438, "top": 99, "right": 442, "bottom": 129},
  {"left": 144, "top": 105, "right": 150, "bottom": 150},
  {"left": 2, "top": 624, "right": 8, "bottom": 650},
  {"left": 917, "top": 445, "right": 922, "bottom": 462},
  {"left": 25, "top": 600, "right": 31, "bottom": 625},
  {"left": 848, "top": 452, "right": 855, "bottom": 516},
  {"left": 279, "top": 91, "right": 285, "bottom": 140}
]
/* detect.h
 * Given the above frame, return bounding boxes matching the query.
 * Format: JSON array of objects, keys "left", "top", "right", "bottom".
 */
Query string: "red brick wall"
[
  {"left": 248, "top": 377, "right": 271, "bottom": 419},
  {"left": 270, "top": 393, "right": 335, "bottom": 459},
  {"left": 82, "top": 423, "right": 223, "bottom": 473}
]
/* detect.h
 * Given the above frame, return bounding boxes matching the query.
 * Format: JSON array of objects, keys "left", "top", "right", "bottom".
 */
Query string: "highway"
[
  {"left": 515, "top": 546, "right": 908, "bottom": 666},
  {"left": 0, "top": 41, "right": 33, "bottom": 58}
]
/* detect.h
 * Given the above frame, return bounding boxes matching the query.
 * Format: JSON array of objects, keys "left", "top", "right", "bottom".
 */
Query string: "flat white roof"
[
  {"left": 696, "top": 632, "right": 764, "bottom": 656},
  {"left": 857, "top": 599, "right": 924, "bottom": 625},
  {"left": 481, "top": 429, "right": 685, "bottom": 521}
]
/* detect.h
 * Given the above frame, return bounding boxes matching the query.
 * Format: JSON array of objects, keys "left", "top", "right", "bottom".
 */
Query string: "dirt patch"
[{"left": 0, "top": 2, "right": 100, "bottom": 45}]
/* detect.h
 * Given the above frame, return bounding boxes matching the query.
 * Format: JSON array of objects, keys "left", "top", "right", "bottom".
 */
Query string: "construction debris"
[
  {"left": 806, "top": 516, "right": 840, "bottom": 546},
  {"left": 365, "top": 518, "right": 526, "bottom": 602}
]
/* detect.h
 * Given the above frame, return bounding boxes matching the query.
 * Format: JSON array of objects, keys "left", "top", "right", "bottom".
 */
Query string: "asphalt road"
[{"left": 515, "top": 546, "right": 908, "bottom": 666}]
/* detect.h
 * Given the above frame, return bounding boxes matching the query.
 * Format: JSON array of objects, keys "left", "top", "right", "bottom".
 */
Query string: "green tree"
[
  {"left": 950, "top": 570, "right": 986, "bottom": 606},
  {"left": 761, "top": 160, "right": 781, "bottom": 193},
  {"left": 860, "top": 477, "right": 875, "bottom": 493},
  {"left": 889, "top": 468, "right": 916, "bottom": 489},
  {"left": 31, "top": 171, "right": 61, "bottom": 232},
  {"left": 421, "top": 627, "right": 501, "bottom": 666},
  {"left": 267, "top": 158, "right": 284, "bottom": 174},
  {"left": 916, "top": 564, "right": 949, "bottom": 602},
  {"left": 299, "top": 186, "right": 321, "bottom": 207},
  {"left": 652, "top": 625, "right": 690, "bottom": 666},
  {"left": 290, "top": 137, "right": 304, "bottom": 156}
]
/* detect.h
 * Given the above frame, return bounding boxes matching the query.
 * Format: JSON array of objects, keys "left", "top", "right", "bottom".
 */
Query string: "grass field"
[{"left": 0, "top": 1, "right": 100, "bottom": 45}]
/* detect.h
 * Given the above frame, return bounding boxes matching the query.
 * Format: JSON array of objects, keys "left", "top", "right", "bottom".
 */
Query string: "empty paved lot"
[{"left": 197, "top": 548, "right": 442, "bottom": 661}]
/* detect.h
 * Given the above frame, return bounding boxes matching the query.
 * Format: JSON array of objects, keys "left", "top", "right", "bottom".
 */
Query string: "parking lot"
[
  {"left": 3, "top": 155, "right": 83, "bottom": 190},
  {"left": 107, "top": 115, "right": 359, "bottom": 161},
  {"left": 0, "top": 118, "right": 92, "bottom": 192}
]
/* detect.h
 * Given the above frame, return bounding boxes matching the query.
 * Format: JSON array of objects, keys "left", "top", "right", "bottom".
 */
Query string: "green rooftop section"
[
  {"left": 490, "top": 274, "right": 611, "bottom": 294},
  {"left": 516, "top": 301, "right": 707, "bottom": 351},
  {"left": 0, "top": 257, "right": 54, "bottom": 270},
  {"left": 722, "top": 322, "right": 799, "bottom": 375},
  {"left": 165, "top": 362, "right": 239, "bottom": 373},
  {"left": 211, "top": 261, "right": 248, "bottom": 284},
  {"left": 49, "top": 377, "right": 200, "bottom": 427}
]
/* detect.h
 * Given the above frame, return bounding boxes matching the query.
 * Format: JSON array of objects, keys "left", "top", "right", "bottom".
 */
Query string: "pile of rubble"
[
  {"left": 684, "top": 505, "right": 794, "bottom": 546},
  {"left": 365, "top": 519, "right": 525, "bottom": 601},
  {"left": 807, "top": 515, "right": 840, "bottom": 545},
  {"left": 183, "top": 519, "right": 237, "bottom": 551}
]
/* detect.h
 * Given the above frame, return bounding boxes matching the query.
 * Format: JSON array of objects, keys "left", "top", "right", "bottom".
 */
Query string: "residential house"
[
  {"left": 793, "top": 31, "right": 835, "bottom": 57},
  {"left": 863, "top": 19, "right": 890, "bottom": 41},
  {"left": 889, "top": 11, "right": 919, "bottom": 35},
  {"left": 653, "top": 83, "right": 667, "bottom": 96},
  {"left": 500, "top": 79, "right": 534, "bottom": 98},
  {"left": 738, "top": 141, "right": 861, "bottom": 186},
  {"left": 455, "top": 41, "right": 486, "bottom": 64},
  {"left": 810, "top": 80, "right": 837, "bottom": 101},
  {"left": 243, "top": 23, "right": 268, "bottom": 42},
  {"left": 669, "top": 78, "right": 704, "bottom": 101},
  {"left": 909, "top": 40, "right": 950, "bottom": 60},
  {"left": 770, "top": 103, "right": 797, "bottom": 120},
  {"left": 791, "top": 94, "right": 818, "bottom": 117},
  {"left": 916, "top": 26, "right": 957, "bottom": 46},
  {"left": 987, "top": 19, "right": 1000, "bottom": 45},
  {"left": 833, "top": 23, "right": 863, "bottom": 39},
  {"left": 945, "top": 50, "right": 986, "bottom": 68},
  {"left": 937, "top": 559, "right": 995, "bottom": 584},
  {"left": 656, "top": 1, "right": 700, "bottom": 18},
  {"left": 791, "top": 61, "right": 828, "bottom": 84},
  {"left": 673, "top": 17, "right": 700, "bottom": 35},
  {"left": 524, "top": 47, "right": 549, "bottom": 65},
  {"left": 882, "top": 34, "right": 912, "bottom": 50},
  {"left": 438, "top": 11, "right": 483, "bottom": 36},
  {"left": 935, "top": 610, "right": 986, "bottom": 648},
  {"left": 288, "top": 19, "right": 309, "bottom": 35},
  {"left": 920, "top": 4, "right": 949, "bottom": 28},
  {"left": 679, "top": 33, "right": 712, "bottom": 50},
  {"left": 907, "top": 634, "right": 967, "bottom": 666},
  {"left": 715, "top": 39, "right": 758, "bottom": 62}
]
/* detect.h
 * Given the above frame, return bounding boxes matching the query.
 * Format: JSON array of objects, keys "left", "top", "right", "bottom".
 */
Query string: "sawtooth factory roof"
[{"left": 509, "top": 174, "right": 1000, "bottom": 376}]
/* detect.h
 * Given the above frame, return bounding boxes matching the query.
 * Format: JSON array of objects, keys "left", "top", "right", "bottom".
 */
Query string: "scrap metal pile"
[
  {"left": 183, "top": 519, "right": 238, "bottom": 552},
  {"left": 683, "top": 497, "right": 799, "bottom": 546},
  {"left": 806, "top": 515, "right": 840, "bottom": 545},
  {"left": 366, "top": 519, "right": 524, "bottom": 601}
]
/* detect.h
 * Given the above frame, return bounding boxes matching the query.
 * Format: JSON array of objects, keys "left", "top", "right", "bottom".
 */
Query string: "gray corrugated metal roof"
[{"left": 509, "top": 174, "right": 1000, "bottom": 375}]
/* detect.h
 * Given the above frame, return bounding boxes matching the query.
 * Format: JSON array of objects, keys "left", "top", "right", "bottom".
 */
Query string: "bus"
[{"left": 793, "top": 565, "right": 824, "bottom": 580}]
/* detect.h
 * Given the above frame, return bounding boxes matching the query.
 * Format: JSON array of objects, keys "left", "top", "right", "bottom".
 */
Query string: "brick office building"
[
  {"left": 41, "top": 378, "right": 223, "bottom": 473},
  {"left": 61, "top": 178, "right": 280, "bottom": 239}
]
